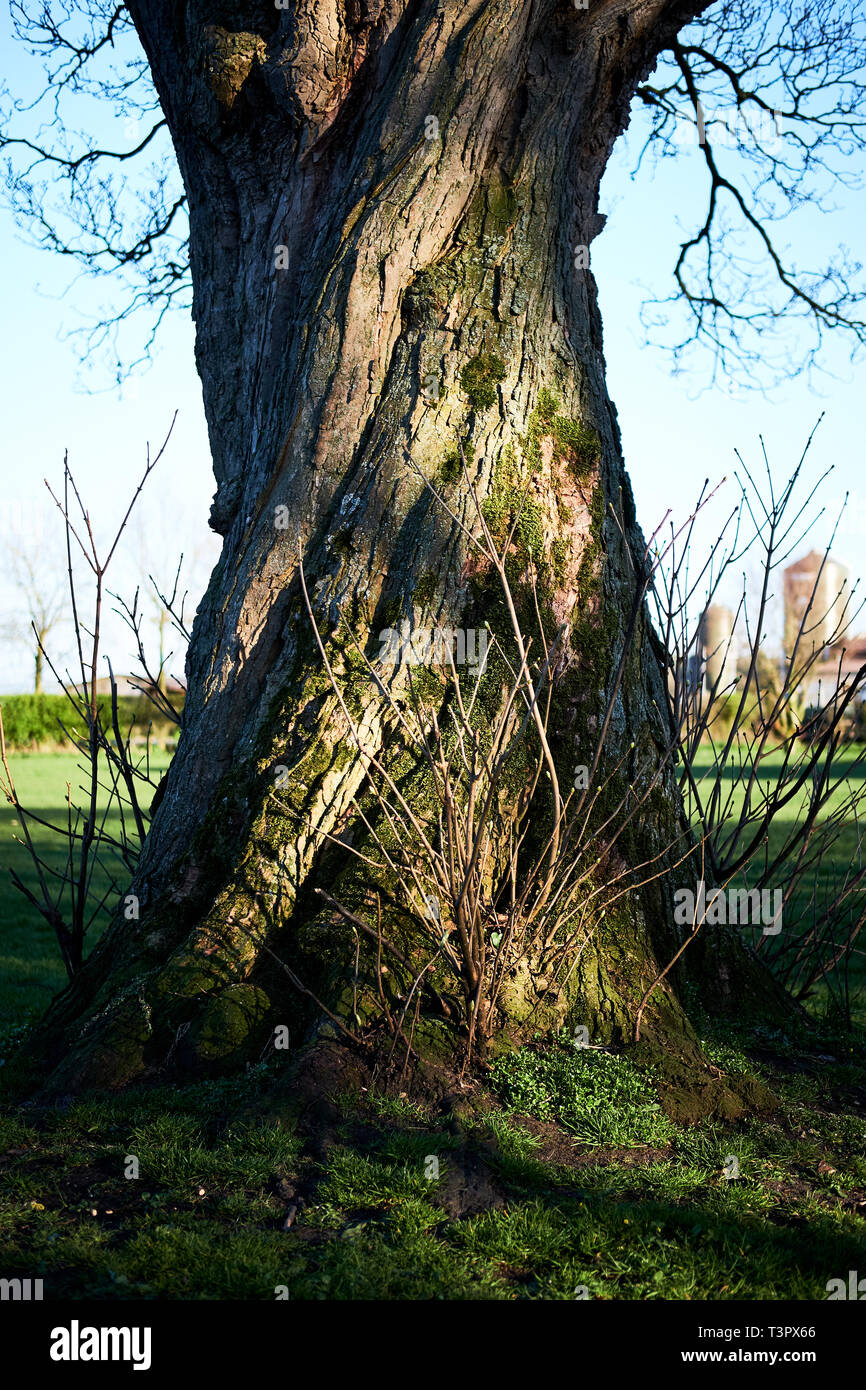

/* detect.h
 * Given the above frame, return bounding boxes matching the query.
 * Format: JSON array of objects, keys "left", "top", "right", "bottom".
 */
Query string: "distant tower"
[
  {"left": 699, "top": 605, "right": 738, "bottom": 692},
  {"left": 783, "top": 551, "right": 849, "bottom": 658}
]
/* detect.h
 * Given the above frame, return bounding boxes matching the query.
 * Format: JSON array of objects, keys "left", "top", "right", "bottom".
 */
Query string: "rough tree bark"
[{"left": 37, "top": 0, "right": 791, "bottom": 1112}]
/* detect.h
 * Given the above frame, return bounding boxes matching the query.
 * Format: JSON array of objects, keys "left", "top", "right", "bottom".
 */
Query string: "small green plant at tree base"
[{"left": 489, "top": 1043, "right": 675, "bottom": 1147}]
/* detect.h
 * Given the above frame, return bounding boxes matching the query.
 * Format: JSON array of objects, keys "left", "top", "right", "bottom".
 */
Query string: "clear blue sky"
[{"left": 1, "top": 10, "right": 864, "bottom": 690}]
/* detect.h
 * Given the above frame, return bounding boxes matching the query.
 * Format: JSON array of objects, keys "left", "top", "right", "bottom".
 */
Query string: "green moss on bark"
[
  {"left": 523, "top": 388, "right": 601, "bottom": 482},
  {"left": 460, "top": 353, "right": 507, "bottom": 410},
  {"left": 186, "top": 984, "right": 272, "bottom": 1069}
]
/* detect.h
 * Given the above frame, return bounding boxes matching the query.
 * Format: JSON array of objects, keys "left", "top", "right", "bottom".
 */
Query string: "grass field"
[
  {"left": 690, "top": 743, "right": 866, "bottom": 1027},
  {"left": 0, "top": 751, "right": 864, "bottom": 1300},
  {"left": 0, "top": 751, "right": 171, "bottom": 1024}
]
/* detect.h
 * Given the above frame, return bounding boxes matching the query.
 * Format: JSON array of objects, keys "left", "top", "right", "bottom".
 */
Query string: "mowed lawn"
[
  {"left": 689, "top": 742, "right": 866, "bottom": 889},
  {"left": 689, "top": 743, "right": 866, "bottom": 1025},
  {"left": 0, "top": 750, "right": 171, "bottom": 1027}
]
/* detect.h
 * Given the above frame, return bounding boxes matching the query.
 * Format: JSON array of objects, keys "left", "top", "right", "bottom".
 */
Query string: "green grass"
[
  {"left": 0, "top": 750, "right": 170, "bottom": 1024},
  {"left": 0, "top": 1036, "right": 863, "bottom": 1300},
  {"left": 689, "top": 742, "right": 866, "bottom": 884},
  {"left": 0, "top": 752, "right": 864, "bottom": 1300},
  {"left": 689, "top": 743, "right": 866, "bottom": 1026}
]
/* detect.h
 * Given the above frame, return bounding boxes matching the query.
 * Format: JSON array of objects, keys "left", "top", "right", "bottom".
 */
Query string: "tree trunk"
[{"left": 36, "top": 0, "right": 792, "bottom": 1110}]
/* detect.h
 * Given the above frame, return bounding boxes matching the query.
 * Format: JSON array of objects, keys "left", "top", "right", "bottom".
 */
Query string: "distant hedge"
[{"left": 0, "top": 693, "right": 182, "bottom": 750}]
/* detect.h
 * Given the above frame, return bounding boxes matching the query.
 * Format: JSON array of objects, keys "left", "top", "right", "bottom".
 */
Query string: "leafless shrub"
[
  {"left": 652, "top": 425, "right": 866, "bottom": 1022},
  {"left": 280, "top": 444, "right": 705, "bottom": 1067},
  {"left": 0, "top": 421, "right": 189, "bottom": 977}
]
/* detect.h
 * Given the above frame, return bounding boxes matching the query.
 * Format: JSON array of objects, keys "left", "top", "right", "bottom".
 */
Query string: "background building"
[
  {"left": 698, "top": 604, "right": 739, "bottom": 694},
  {"left": 783, "top": 550, "right": 850, "bottom": 658}
]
